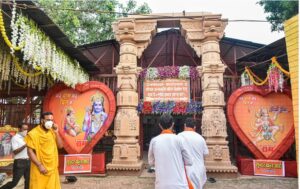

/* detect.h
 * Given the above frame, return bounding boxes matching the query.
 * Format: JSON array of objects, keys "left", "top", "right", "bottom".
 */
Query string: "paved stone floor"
[{"left": 2, "top": 174, "right": 298, "bottom": 189}]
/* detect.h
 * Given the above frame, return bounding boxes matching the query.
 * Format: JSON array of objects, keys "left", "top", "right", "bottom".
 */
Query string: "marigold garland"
[
  {"left": 0, "top": 9, "right": 24, "bottom": 51},
  {"left": 244, "top": 56, "right": 290, "bottom": 87},
  {"left": 245, "top": 67, "right": 269, "bottom": 86},
  {"left": 0, "top": 35, "right": 48, "bottom": 91},
  {"left": 11, "top": 77, "right": 27, "bottom": 88},
  {"left": 13, "top": 57, "right": 42, "bottom": 77},
  {"left": 271, "top": 57, "right": 290, "bottom": 76},
  {"left": 0, "top": 5, "right": 89, "bottom": 88}
]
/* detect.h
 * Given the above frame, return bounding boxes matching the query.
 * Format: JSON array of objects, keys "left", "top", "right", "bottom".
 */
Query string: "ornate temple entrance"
[{"left": 107, "top": 12, "right": 238, "bottom": 174}]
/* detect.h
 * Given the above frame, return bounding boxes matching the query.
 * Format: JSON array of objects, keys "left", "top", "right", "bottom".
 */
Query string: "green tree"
[
  {"left": 36, "top": 0, "right": 152, "bottom": 45},
  {"left": 119, "top": 0, "right": 151, "bottom": 16},
  {"left": 258, "top": 0, "right": 298, "bottom": 31}
]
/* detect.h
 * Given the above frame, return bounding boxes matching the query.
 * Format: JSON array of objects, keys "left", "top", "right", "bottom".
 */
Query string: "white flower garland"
[
  {"left": 12, "top": 15, "right": 89, "bottom": 88},
  {"left": 10, "top": 0, "right": 18, "bottom": 55},
  {"left": 0, "top": 38, "right": 50, "bottom": 91}
]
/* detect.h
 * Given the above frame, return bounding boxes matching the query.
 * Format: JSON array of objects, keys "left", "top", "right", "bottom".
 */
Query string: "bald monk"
[{"left": 25, "top": 112, "right": 63, "bottom": 189}]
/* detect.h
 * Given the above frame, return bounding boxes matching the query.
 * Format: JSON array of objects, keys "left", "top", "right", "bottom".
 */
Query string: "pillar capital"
[
  {"left": 203, "top": 18, "right": 227, "bottom": 41},
  {"left": 113, "top": 19, "right": 157, "bottom": 58},
  {"left": 180, "top": 15, "right": 227, "bottom": 57}
]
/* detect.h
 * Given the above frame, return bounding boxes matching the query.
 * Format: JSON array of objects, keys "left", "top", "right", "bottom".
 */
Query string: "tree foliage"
[
  {"left": 36, "top": 0, "right": 152, "bottom": 45},
  {"left": 258, "top": 0, "right": 298, "bottom": 32}
]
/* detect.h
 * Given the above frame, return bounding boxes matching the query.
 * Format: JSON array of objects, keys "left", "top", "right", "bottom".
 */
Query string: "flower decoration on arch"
[
  {"left": 139, "top": 66, "right": 199, "bottom": 80},
  {"left": 137, "top": 100, "right": 202, "bottom": 115}
]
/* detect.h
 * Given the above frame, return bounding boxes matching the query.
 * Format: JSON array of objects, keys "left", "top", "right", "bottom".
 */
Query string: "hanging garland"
[
  {"left": 268, "top": 64, "right": 284, "bottom": 92},
  {"left": 0, "top": 7, "right": 24, "bottom": 51},
  {"left": 11, "top": 77, "right": 26, "bottom": 88},
  {"left": 12, "top": 57, "right": 42, "bottom": 77},
  {"left": 271, "top": 57, "right": 290, "bottom": 76},
  {"left": 139, "top": 66, "right": 199, "bottom": 80},
  {"left": 242, "top": 56, "right": 289, "bottom": 91},
  {"left": 13, "top": 15, "right": 89, "bottom": 87},
  {"left": 245, "top": 67, "right": 269, "bottom": 86},
  {"left": 0, "top": 37, "right": 50, "bottom": 91},
  {"left": 137, "top": 100, "right": 202, "bottom": 115},
  {"left": 0, "top": 3, "right": 89, "bottom": 88}
]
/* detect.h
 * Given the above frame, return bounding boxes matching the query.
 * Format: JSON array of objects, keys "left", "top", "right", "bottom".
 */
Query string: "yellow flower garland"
[
  {"left": 245, "top": 56, "right": 290, "bottom": 86},
  {"left": 11, "top": 77, "right": 27, "bottom": 88},
  {"left": 0, "top": 9, "right": 24, "bottom": 50},
  {"left": 271, "top": 57, "right": 290, "bottom": 76},
  {"left": 245, "top": 67, "right": 269, "bottom": 86},
  {"left": 246, "top": 67, "right": 263, "bottom": 82},
  {"left": 13, "top": 56, "right": 42, "bottom": 77},
  {"left": 47, "top": 76, "right": 54, "bottom": 86}
]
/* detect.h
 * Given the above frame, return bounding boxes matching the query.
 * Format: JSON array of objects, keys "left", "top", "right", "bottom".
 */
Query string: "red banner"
[
  {"left": 64, "top": 154, "right": 92, "bottom": 174},
  {"left": 143, "top": 79, "right": 190, "bottom": 102},
  {"left": 253, "top": 159, "right": 285, "bottom": 176}
]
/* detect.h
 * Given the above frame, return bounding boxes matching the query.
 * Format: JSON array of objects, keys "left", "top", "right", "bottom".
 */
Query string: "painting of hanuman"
[{"left": 251, "top": 108, "right": 280, "bottom": 145}]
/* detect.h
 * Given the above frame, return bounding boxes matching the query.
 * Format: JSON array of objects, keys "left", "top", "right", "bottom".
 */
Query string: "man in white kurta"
[
  {"left": 148, "top": 114, "right": 193, "bottom": 189},
  {"left": 178, "top": 118, "right": 209, "bottom": 189}
]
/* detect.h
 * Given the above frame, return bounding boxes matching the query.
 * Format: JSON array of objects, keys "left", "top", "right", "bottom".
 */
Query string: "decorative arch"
[{"left": 108, "top": 12, "right": 237, "bottom": 174}]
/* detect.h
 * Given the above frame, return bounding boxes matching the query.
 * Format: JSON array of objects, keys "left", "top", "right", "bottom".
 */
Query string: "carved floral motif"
[{"left": 213, "top": 145, "right": 223, "bottom": 160}]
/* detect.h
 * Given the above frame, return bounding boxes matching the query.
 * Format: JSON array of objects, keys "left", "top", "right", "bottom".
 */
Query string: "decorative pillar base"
[
  {"left": 206, "top": 167, "right": 238, "bottom": 179},
  {"left": 204, "top": 140, "right": 238, "bottom": 175},
  {"left": 107, "top": 161, "right": 143, "bottom": 171},
  {"left": 206, "top": 162, "right": 237, "bottom": 173}
]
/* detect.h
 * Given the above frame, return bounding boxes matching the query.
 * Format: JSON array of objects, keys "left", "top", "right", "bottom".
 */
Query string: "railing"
[
  {"left": 0, "top": 97, "right": 43, "bottom": 127},
  {"left": 91, "top": 74, "right": 118, "bottom": 95}
]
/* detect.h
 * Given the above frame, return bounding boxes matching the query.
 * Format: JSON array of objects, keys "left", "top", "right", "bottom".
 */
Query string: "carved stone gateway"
[
  {"left": 107, "top": 19, "right": 156, "bottom": 171},
  {"left": 108, "top": 13, "right": 237, "bottom": 174}
]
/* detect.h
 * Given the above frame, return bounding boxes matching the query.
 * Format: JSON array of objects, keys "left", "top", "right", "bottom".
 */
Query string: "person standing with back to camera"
[
  {"left": 148, "top": 113, "right": 193, "bottom": 189},
  {"left": 25, "top": 112, "right": 63, "bottom": 189},
  {"left": 178, "top": 118, "right": 209, "bottom": 189}
]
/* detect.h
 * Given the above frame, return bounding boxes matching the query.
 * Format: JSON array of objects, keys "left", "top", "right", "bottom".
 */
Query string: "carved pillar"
[
  {"left": 198, "top": 19, "right": 237, "bottom": 174},
  {"left": 107, "top": 19, "right": 156, "bottom": 171},
  {"left": 181, "top": 16, "right": 237, "bottom": 174}
]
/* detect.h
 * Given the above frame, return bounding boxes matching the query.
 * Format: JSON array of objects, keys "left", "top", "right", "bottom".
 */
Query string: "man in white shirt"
[
  {"left": 0, "top": 123, "right": 30, "bottom": 189},
  {"left": 148, "top": 114, "right": 193, "bottom": 189},
  {"left": 178, "top": 118, "right": 209, "bottom": 189}
]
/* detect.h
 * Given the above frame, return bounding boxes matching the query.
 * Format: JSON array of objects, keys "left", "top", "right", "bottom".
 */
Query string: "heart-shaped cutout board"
[
  {"left": 227, "top": 85, "right": 294, "bottom": 159},
  {"left": 43, "top": 81, "right": 116, "bottom": 154}
]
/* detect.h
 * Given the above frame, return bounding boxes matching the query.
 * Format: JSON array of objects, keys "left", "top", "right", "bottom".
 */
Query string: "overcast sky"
[{"left": 119, "top": 0, "right": 285, "bottom": 45}]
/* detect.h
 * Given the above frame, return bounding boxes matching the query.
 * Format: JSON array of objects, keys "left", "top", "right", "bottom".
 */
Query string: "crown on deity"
[
  {"left": 90, "top": 92, "right": 104, "bottom": 104},
  {"left": 66, "top": 107, "right": 74, "bottom": 114},
  {"left": 256, "top": 107, "right": 268, "bottom": 117}
]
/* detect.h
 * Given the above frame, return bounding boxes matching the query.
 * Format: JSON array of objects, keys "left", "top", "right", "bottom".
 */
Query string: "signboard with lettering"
[
  {"left": 254, "top": 159, "right": 285, "bottom": 176},
  {"left": 143, "top": 79, "right": 190, "bottom": 102},
  {"left": 64, "top": 154, "right": 92, "bottom": 174}
]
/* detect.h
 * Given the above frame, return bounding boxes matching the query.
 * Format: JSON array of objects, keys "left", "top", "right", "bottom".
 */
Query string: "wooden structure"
[{"left": 0, "top": 1, "right": 98, "bottom": 128}]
